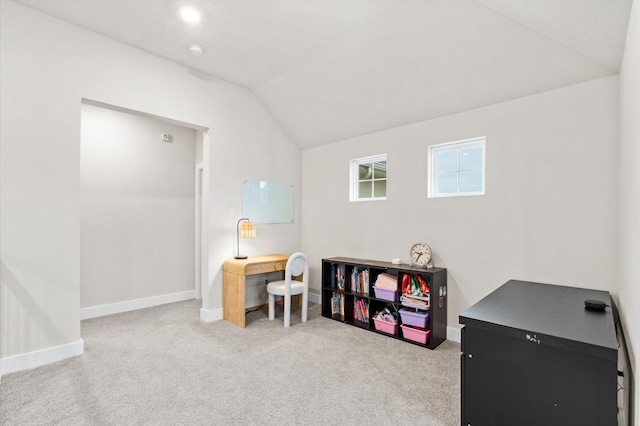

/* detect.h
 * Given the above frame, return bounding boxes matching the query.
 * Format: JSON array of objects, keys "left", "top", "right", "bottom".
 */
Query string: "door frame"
[{"left": 195, "top": 162, "right": 204, "bottom": 299}]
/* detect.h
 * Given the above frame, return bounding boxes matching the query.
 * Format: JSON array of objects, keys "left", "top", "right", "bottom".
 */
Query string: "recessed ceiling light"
[
  {"left": 188, "top": 44, "right": 204, "bottom": 56},
  {"left": 180, "top": 6, "right": 201, "bottom": 24}
]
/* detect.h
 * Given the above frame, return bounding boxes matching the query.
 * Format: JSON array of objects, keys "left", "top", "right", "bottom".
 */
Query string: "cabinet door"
[{"left": 461, "top": 326, "right": 617, "bottom": 426}]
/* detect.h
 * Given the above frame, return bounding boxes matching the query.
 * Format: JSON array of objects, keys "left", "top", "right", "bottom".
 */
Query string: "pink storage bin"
[
  {"left": 375, "top": 273, "right": 397, "bottom": 290},
  {"left": 373, "top": 318, "right": 397, "bottom": 335},
  {"left": 399, "top": 308, "right": 429, "bottom": 328},
  {"left": 373, "top": 286, "right": 396, "bottom": 301},
  {"left": 401, "top": 324, "right": 430, "bottom": 344}
]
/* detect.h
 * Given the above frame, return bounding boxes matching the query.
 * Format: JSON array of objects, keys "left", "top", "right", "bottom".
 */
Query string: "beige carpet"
[{"left": 0, "top": 300, "right": 461, "bottom": 425}]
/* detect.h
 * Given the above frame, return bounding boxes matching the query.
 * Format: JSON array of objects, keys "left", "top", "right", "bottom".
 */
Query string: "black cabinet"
[
  {"left": 460, "top": 280, "right": 618, "bottom": 426},
  {"left": 321, "top": 257, "right": 447, "bottom": 349}
]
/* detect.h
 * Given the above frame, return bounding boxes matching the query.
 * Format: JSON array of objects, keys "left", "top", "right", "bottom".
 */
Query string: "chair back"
[{"left": 286, "top": 252, "right": 308, "bottom": 280}]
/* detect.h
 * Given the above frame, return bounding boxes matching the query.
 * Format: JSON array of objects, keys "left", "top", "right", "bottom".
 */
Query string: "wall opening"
[{"left": 79, "top": 100, "right": 208, "bottom": 319}]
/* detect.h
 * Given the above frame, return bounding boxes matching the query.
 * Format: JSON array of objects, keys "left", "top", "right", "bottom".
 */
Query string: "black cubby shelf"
[{"left": 321, "top": 257, "right": 447, "bottom": 350}]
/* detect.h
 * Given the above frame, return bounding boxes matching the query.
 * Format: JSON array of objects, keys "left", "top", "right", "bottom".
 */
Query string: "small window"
[
  {"left": 428, "top": 137, "right": 485, "bottom": 198},
  {"left": 350, "top": 154, "right": 387, "bottom": 201}
]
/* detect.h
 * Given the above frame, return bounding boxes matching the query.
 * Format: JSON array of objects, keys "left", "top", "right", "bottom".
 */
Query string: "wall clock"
[{"left": 410, "top": 242, "right": 432, "bottom": 268}]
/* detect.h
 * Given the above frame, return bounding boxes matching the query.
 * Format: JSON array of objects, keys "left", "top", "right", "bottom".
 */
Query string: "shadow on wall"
[{"left": 1, "top": 259, "right": 67, "bottom": 359}]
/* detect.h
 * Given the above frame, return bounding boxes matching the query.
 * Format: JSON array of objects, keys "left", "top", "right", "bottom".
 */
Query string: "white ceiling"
[{"left": 11, "top": 0, "right": 633, "bottom": 149}]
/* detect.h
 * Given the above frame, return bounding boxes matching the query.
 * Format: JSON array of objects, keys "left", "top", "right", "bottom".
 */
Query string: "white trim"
[
  {"left": 447, "top": 326, "right": 462, "bottom": 343},
  {"left": 81, "top": 98, "right": 208, "bottom": 131},
  {"left": 200, "top": 131, "right": 211, "bottom": 314},
  {"left": 1, "top": 339, "right": 84, "bottom": 375},
  {"left": 80, "top": 290, "right": 195, "bottom": 320},
  {"left": 308, "top": 292, "right": 321, "bottom": 305},
  {"left": 200, "top": 307, "right": 223, "bottom": 322},
  {"left": 349, "top": 153, "right": 387, "bottom": 202},
  {"left": 428, "top": 136, "right": 486, "bottom": 198},
  {"left": 195, "top": 162, "right": 203, "bottom": 300}
]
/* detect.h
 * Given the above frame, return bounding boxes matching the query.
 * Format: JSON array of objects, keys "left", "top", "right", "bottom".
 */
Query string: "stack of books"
[
  {"left": 351, "top": 267, "right": 370, "bottom": 294},
  {"left": 353, "top": 298, "right": 369, "bottom": 323}
]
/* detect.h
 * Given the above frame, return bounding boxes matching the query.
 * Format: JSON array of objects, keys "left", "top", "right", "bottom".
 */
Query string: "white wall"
[
  {"left": 81, "top": 103, "right": 196, "bottom": 308},
  {"left": 302, "top": 76, "right": 619, "bottom": 332},
  {"left": 0, "top": 1, "right": 301, "bottom": 369},
  {"left": 619, "top": 0, "right": 640, "bottom": 422}
]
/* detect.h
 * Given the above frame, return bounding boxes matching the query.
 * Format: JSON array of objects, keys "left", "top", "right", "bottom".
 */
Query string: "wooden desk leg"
[
  {"left": 292, "top": 294, "right": 302, "bottom": 309},
  {"left": 223, "top": 270, "right": 245, "bottom": 328}
]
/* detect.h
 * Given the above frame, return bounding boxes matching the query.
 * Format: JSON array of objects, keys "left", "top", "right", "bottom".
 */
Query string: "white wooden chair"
[{"left": 266, "top": 252, "right": 309, "bottom": 327}]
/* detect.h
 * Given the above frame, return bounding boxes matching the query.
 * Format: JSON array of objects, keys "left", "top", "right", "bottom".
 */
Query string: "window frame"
[
  {"left": 428, "top": 137, "right": 486, "bottom": 198},
  {"left": 349, "top": 154, "right": 387, "bottom": 202}
]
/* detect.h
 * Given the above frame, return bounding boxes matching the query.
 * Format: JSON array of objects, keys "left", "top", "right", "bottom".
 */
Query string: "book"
[
  {"left": 331, "top": 263, "right": 336, "bottom": 288},
  {"left": 336, "top": 264, "right": 345, "bottom": 290}
]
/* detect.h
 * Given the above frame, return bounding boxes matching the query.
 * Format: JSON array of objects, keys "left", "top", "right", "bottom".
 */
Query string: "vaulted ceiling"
[{"left": 10, "top": 0, "right": 633, "bottom": 149}]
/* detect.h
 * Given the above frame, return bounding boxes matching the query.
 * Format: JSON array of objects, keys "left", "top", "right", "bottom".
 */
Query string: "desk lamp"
[{"left": 235, "top": 218, "right": 256, "bottom": 259}]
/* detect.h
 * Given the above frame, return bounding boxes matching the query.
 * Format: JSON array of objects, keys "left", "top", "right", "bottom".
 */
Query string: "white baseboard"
[
  {"left": 1, "top": 339, "right": 84, "bottom": 376},
  {"left": 200, "top": 307, "right": 223, "bottom": 322},
  {"left": 447, "top": 326, "right": 461, "bottom": 343},
  {"left": 308, "top": 292, "right": 321, "bottom": 305},
  {"left": 80, "top": 290, "right": 196, "bottom": 320}
]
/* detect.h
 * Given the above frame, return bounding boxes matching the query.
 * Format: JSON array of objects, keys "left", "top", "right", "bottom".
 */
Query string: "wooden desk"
[{"left": 222, "top": 254, "right": 289, "bottom": 328}]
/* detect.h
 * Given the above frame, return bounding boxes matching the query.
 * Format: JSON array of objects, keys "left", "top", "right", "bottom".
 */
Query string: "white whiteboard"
[{"left": 242, "top": 180, "right": 293, "bottom": 224}]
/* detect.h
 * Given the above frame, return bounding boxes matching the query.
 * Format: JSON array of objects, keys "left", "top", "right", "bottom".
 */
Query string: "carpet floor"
[{"left": 1, "top": 300, "right": 461, "bottom": 425}]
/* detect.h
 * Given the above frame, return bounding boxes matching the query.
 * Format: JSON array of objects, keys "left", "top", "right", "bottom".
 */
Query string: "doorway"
[{"left": 80, "top": 100, "right": 206, "bottom": 317}]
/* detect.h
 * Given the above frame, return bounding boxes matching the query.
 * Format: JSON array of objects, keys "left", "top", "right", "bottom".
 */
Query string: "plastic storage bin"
[
  {"left": 399, "top": 308, "right": 429, "bottom": 328},
  {"left": 373, "top": 286, "right": 396, "bottom": 301},
  {"left": 373, "top": 318, "right": 397, "bottom": 335},
  {"left": 401, "top": 324, "right": 430, "bottom": 344}
]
